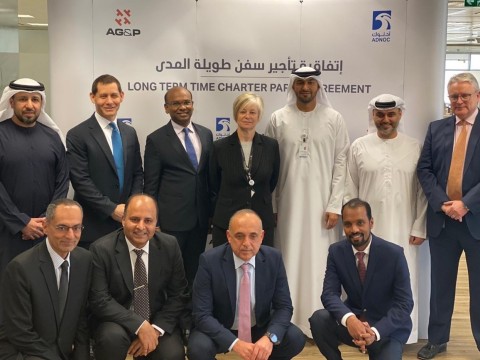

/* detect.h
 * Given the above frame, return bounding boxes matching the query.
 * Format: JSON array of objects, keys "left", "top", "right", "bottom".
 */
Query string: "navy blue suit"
[
  {"left": 417, "top": 112, "right": 480, "bottom": 347},
  {"left": 310, "top": 235, "right": 413, "bottom": 360},
  {"left": 187, "top": 244, "right": 305, "bottom": 360}
]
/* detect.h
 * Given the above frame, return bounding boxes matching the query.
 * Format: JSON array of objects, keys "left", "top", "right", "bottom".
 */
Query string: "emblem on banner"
[
  {"left": 371, "top": 10, "right": 391, "bottom": 43},
  {"left": 215, "top": 118, "right": 231, "bottom": 139},
  {"left": 106, "top": 9, "right": 141, "bottom": 37},
  {"left": 115, "top": 9, "right": 131, "bottom": 26},
  {"left": 119, "top": 118, "right": 133, "bottom": 126}
]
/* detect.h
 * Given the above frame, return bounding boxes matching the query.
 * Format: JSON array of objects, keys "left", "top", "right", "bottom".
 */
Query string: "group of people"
[{"left": 0, "top": 67, "right": 478, "bottom": 360}]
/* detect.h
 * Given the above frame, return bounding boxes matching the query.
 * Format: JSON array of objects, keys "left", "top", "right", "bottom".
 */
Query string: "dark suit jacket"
[
  {"left": 89, "top": 229, "right": 189, "bottom": 335},
  {"left": 192, "top": 244, "right": 293, "bottom": 352},
  {"left": 209, "top": 132, "right": 280, "bottom": 230},
  {"left": 417, "top": 112, "right": 480, "bottom": 239},
  {"left": 144, "top": 121, "right": 213, "bottom": 231},
  {"left": 0, "top": 241, "right": 92, "bottom": 360},
  {"left": 321, "top": 235, "right": 413, "bottom": 344},
  {"left": 66, "top": 114, "right": 144, "bottom": 243}
]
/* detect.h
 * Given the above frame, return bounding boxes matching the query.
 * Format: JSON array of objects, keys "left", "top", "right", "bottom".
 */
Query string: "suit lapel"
[
  {"left": 115, "top": 232, "right": 135, "bottom": 296},
  {"left": 39, "top": 242, "right": 62, "bottom": 327},
  {"left": 342, "top": 242, "right": 363, "bottom": 296},
  {"left": 166, "top": 122, "right": 196, "bottom": 173},
  {"left": 253, "top": 248, "right": 266, "bottom": 320},
  {"left": 88, "top": 116, "right": 117, "bottom": 173},
  {"left": 194, "top": 123, "right": 208, "bottom": 171},
  {"left": 363, "top": 236, "right": 379, "bottom": 294},
  {"left": 221, "top": 246, "right": 237, "bottom": 316},
  {"left": 250, "top": 132, "right": 263, "bottom": 178},
  {"left": 148, "top": 235, "right": 162, "bottom": 305},
  {"left": 464, "top": 111, "right": 480, "bottom": 171},
  {"left": 443, "top": 116, "right": 456, "bottom": 176}
]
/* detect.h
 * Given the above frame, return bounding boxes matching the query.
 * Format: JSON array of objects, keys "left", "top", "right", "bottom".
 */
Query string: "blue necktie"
[
  {"left": 109, "top": 122, "right": 124, "bottom": 193},
  {"left": 183, "top": 128, "right": 198, "bottom": 169}
]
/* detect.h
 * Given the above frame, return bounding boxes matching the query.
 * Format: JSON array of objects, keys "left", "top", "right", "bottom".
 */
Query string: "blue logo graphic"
[
  {"left": 372, "top": 11, "right": 391, "bottom": 31},
  {"left": 215, "top": 117, "right": 230, "bottom": 139},
  {"left": 119, "top": 118, "right": 132, "bottom": 125}
]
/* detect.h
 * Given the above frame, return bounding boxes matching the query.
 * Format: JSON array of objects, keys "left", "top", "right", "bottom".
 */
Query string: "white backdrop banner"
[{"left": 90, "top": 0, "right": 406, "bottom": 142}]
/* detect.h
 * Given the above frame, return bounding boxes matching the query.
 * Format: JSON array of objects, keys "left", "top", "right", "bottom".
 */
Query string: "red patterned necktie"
[{"left": 356, "top": 252, "right": 366, "bottom": 284}]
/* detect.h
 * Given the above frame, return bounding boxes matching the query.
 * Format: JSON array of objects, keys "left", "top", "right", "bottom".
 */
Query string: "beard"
[{"left": 347, "top": 232, "right": 370, "bottom": 250}]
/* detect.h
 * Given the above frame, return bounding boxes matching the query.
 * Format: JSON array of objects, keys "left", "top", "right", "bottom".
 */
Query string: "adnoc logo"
[
  {"left": 371, "top": 10, "right": 391, "bottom": 43},
  {"left": 215, "top": 117, "right": 230, "bottom": 139},
  {"left": 106, "top": 9, "right": 141, "bottom": 37}
]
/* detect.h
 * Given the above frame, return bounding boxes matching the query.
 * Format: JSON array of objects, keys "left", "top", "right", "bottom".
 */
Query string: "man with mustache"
[
  {"left": 309, "top": 198, "right": 413, "bottom": 360},
  {"left": 89, "top": 194, "right": 188, "bottom": 360},
  {"left": 0, "top": 78, "right": 69, "bottom": 275},
  {"left": 344, "top": 94, "right": 427, "bottom": 343}
]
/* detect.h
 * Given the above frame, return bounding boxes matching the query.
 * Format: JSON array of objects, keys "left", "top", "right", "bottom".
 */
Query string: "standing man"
[
  {"left": 67, "top": 74, "right": 143, "bottom": 248},
  {"left": 417, "top": 72, "right": 480, "bottom": 359},
  {"left": 309, "top": 198, "right": 413, "bottom": 360},
  {"left": 187, "top": 209, "right": 305, "bottom": 360},
  {"left": 0, "top": 78, "right": 69, "bottom": 274},
  {"left": 0, "top": 199, "right": 92, "bottom": 360},
  {"left": 265, "top": 67, "right": 350, "bottom": 335},
  {"left": 344, "top": 94, "right": 427, "bottom": 343},
  {"left": 144, "top": 86, "right": 213, "bottom": 289},
  {"left": 89, "top": 194, "right": 188, "bottom": 360}
]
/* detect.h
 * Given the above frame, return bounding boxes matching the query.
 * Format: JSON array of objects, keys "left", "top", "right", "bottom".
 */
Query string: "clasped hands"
[
  {"left": 128, "top": 321, "right": 160, "bottom": 358},
  {"left": 346, "top": 316, "right": 376, "bottom": 354},
  {"left": 442, "top": 200, "right": 469, "bottom": 222},
  {"left": 232, "top": 336, "right": 273, "bottom": 360}
]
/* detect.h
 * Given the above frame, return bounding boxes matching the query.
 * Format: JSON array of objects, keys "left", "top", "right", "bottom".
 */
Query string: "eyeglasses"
[
  {"left": 448, "top": 93, "right": 476, "bottom": 102},
  {"left": 165, "top": 100, "right": 194, "bottom": 109},
  {"left": 54, "top": 225, "right": 84, "bottom": 234}
]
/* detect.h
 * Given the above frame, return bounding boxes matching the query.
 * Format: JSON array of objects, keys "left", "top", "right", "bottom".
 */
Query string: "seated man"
[
  {"left": 89, "top": 194, "right": 189, "bottom": 360},
  {"left": 309, "top": 198, "right": 414, "bottom": 360},
  {"left": 187, "top": 209, "right": 305, "bottom": 360},
  {"left": 0, "top": 199, "right": 92, "bottom": 360}
]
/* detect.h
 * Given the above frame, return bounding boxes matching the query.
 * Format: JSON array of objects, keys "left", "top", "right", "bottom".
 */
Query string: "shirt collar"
[
  {"left": 125, "top": 237, "right": 150, "bottom": 255},
  {"left": 351, "top": 234, "right": 373, "bottom": 256},
  {"left": 456, "top": 107, "right": 478, "bottom": 126},
  {"left": 232, "top": 252, "right": 256, "bottom": 270},
  {"left": 46, "top": 238, "right": 71, "bottom": 268},
  {"left": 95, "top": 112, "right": 118, "bottom": 129},
  {"left": 171, "top": 119, "right": 194, "bottom": 135}
]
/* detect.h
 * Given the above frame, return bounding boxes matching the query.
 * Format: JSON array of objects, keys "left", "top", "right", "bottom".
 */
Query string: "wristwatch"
[{"left": 265, "top": 331, "right": 280, "bottom": 345}]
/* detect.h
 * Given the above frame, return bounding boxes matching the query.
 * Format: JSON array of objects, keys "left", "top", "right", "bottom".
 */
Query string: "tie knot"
[
  {"left": 241, "top": 263, "right": 250, "bottom": 273},
  {"left": 356, "top": 252, "right": 365, "bottom": 261},
  {"left": 183, "top": 127, "right": 190, "bottom": 135},
  {"left": 109, "top": 122, "right": 119, "bottom": 131},
  {"left": 133, "top": 249, "right": 144, "bottom": 258},
  {"left": 61, "top": 260, "right": 69, "bottom": 271}
]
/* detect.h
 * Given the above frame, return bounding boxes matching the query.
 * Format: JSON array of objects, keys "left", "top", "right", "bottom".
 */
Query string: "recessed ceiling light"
[
  {"left": 26, "top": 23, "right": 48, "bottom": 27},
  {"left": 18, "top": 14, "right": 34, "bottom": 18}
]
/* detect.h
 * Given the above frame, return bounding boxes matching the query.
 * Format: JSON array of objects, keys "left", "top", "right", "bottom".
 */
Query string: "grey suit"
[
  {"left": 0, "top": 241, "right": 92, "bottom": 360},
  {"left": 66, "top": 114, "right": 143, "bottom": 245}
]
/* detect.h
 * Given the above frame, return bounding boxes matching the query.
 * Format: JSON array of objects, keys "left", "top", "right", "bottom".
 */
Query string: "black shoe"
[{"left": 417, "top": 342, "right": 447, "bottom": 359}]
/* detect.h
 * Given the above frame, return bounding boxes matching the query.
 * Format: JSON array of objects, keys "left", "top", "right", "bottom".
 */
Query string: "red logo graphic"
[{"left": 115, "top": 9, "right": 131, "bottom": 26}]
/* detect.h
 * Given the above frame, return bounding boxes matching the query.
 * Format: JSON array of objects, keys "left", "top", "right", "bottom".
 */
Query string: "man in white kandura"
[
  {"left": 265, "top": 66, "right": 350, "bottom": 336},
  {"left": 344, "top": 94, "right": 427, "bottom": 343}
]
